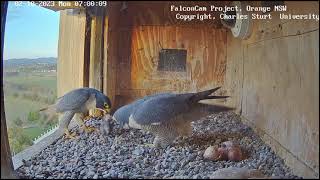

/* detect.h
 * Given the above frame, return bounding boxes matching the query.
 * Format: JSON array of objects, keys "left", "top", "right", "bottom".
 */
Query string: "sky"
[{"left": 3, "top": 1, "right": 60, "bottom": 60}]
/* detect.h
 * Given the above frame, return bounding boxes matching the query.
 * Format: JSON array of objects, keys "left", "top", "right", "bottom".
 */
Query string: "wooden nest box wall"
[{"left": 55, "top": 1, "right": 318, "bottom": 178}]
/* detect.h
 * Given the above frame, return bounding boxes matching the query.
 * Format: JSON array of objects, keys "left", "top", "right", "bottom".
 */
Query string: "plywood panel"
[
  {"left": 119, "top": 1, "right": 230, "bottom": 28},
  {"left": 89, "top": 9, "right": 104, "bottom": 91},
  {"left": 117, "top": 26, "right": 228, "bottom": 104},
  {"left": 163, "top": 1, "right": 229, "bottom": 27},
  {"left": 103, "top": 2, "right": 121, "bottom": 108},
  {"left": 57, "top": 9, "right": 87, "bottom": 97},
  {"left": 242, "top": 30, "right": 319, "bottom": 178},
  {"left": 115, "top": 28, "right": 132, "bottom": 95},
  {"left": 224, "top": 32, "right": 244, "bottom": 114},
  {"left": 245, "top": 1, "right": 319, "bottom": 44},
  {"left": 227, "top": 2, "right": 320, "bottom": 177}
]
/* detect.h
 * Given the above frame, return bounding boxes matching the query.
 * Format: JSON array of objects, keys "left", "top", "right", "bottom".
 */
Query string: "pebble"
[
  {"left": 132, "top": 148, "right": 143, "bottom": 156},
  {"left": 93, "top": 174, "right": 98, "bottom": 179},
  {"left": 16, "top": 112, "right": 301, "bottom": 179}
]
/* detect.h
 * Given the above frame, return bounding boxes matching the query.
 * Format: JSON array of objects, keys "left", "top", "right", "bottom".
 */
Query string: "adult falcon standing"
[
  {"left": 112, "top": 87, "right": 233, "bottom": 148},
  {"left": 40, "top": 87, "right": 111, "bottom": 139}
]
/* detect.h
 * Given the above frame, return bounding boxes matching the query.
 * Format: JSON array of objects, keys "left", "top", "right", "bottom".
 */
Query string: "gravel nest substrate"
[{"left": 17, "top": 112, "right": 302, "bottom": 179}]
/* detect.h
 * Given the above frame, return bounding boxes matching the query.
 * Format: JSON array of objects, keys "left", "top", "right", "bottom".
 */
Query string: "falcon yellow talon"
[
  {"left": 64, "top": 129, "right": 77, "bottom": 139},
  {"left": 83, "top": 115, "right": 94, "bottom": 121},
  {"left": 83, "top": 126, "right": 96, "bottom": 133}
]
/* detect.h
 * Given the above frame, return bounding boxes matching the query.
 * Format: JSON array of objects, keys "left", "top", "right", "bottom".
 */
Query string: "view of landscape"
[
  {"left": 4, "top": 1, "right": 60, "bottom": 154},
  {"left": 4, "top": 57, "right": 58, "bottom": 154}
]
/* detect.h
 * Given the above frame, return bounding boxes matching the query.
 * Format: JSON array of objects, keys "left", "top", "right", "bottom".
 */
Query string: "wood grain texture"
[
  {"left": 103, "top": 2, "right": 122, "bottom": 108},
  {"left": 107, "top": 1, "right": 232, "bottom": 108},
  {"left": 118, "top": 1, "right": 230, "bottom": 28},
  {"left": 163, "top": 1, "right": 229, "bottom": 27},
  {"left": 88, "top": 8, "right": 104, "bottom": 116},
  {"left": 116, "top": 26, "right": 228, "bottom": 105},
  {"left": 238, "top": 2, "right": 319, "bottom": 176},
  {"left": 221, "top": 2, "right": 319, "bottom": 178},
  {"left": 242, "top": 31, "right": 319, "bottom": 178},
  {"left": 57, "top": 9, "right": 87, "bottom": 97},
  {"left": 224, "top": 32, "right": 244, "bottom": 114},
  {"left": 245, "top": 1, "right": 319, "bottom": 44},
  {"left": 89, "top": 9, "right": 104, "bottom": 91}
]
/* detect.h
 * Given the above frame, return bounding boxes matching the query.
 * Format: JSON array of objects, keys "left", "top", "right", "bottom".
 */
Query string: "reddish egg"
[
  {"left": 228, "top": 147, "right": 243, "bottom": 161},
  {"left": 217, "top": 147, "right": 229, "bottom": 160}
]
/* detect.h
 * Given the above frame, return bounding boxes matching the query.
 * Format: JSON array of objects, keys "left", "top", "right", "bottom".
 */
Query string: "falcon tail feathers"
[
  {"left": 190, "top": 87, "right": 225, "bottom": 102},
  {"left": 39, "top": 104, "right": 57, "bottom": 117}
]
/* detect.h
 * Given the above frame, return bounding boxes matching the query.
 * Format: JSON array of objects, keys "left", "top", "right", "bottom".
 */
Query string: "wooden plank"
[
  {"left": 103, "top": 2, "right": 122, "bottom": 109},
  {"left": 57, "top": 9, "right": 87, "bottom": 97},
  {"left": 1, "top": 1, "right": 18, "bottom": 178},
  {"left": 113, "top": 25, "right": 229, "bottom": 107},
  {"left": 89, "top": 8, "right": 104, "bottom": 91},
  {"left": 163, "top": 1, "right": 229, "bottom": 27},
  {"left": 119, "top": 1, "right": 230, "bottom": 28},
  {"left": 113, "top": 1, "right": 232, "bottom": 107},
  {"left": 224, "top": 31, "right": 244, "bottom": 114},
  {"left": 123, "top": 26, "right": 227, "bottom": 96},
  {"left": 115, "top": 28, "right": 132, "bottom": 92},
  {"left": 240, "top": 115, "right": 319, "bottom": 179},
  {"left": 83, "top": 14, "right": 91, "bottom": 89},
  {"left": 224, "top": 2, "right": 319, "bottom": 177},
  {"left": 242, "top": 30, "right": 319, "bottom": 178},
  {"left": 244, "top": 1, "right": 319, "bottom": 44},
  {"left": 89, "top": 8, "right": 104, "bottom": 116}
]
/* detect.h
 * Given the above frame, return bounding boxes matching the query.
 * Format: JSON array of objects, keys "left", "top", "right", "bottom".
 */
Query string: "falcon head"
[{"left": 95, "top": 92, "right": 112, "bottom": 113}]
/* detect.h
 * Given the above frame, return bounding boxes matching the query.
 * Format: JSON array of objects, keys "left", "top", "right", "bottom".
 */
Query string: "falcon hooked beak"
[{"left": 96, "top": 103, "right": 111, "bottom": 115}]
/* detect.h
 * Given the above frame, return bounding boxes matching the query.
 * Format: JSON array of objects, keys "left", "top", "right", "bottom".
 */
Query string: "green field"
[
  {"left": 4, "top": 71, "right": 58, "bottom": 153},
  {"left": 4, "top": 72, "right": 57, "bottom": 123},
  {"left": 5, "top": 73, "right": 57, "bottom": 89},
  {"left": 4, "top": 95, "right": 48, "bottom": 124},
  {"left": 23, "top": 127, "right": 43, "bottom": 140}
]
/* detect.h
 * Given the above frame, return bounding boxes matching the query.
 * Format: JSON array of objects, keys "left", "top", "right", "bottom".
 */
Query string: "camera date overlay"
[
  {"left": 170, "top": 4, "right": 319, "bottom": 22},
  {"left": 12, "top": 2, "right": 319, "bottom": 22},
  {"left": 14, "top": 1, "right": 108, "bottom": 8}
]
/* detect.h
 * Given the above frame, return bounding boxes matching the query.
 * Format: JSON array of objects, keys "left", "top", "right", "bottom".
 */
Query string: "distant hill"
[{"left": 4, "top": 57, "right": 57, "bottom": 67}]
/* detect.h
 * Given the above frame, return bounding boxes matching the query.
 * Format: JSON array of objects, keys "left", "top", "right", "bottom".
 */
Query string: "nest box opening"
[{"left": 157, "top": 49, "right": 187, "bottom": 72}]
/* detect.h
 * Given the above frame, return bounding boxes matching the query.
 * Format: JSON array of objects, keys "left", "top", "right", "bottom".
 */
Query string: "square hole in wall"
[{"left": 157, "top": 49, "right": 187, "bottom": 72}]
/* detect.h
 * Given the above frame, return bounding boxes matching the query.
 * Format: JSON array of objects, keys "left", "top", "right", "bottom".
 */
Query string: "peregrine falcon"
[
  {"left": 112, "top": 87, "right": 233, "bottom": 148},
  {"left": 40, "top": 87, "right": 111, "bottom": 139},
  {"left": 112, "top": 93, "right": 171, "bottom": 129}
]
